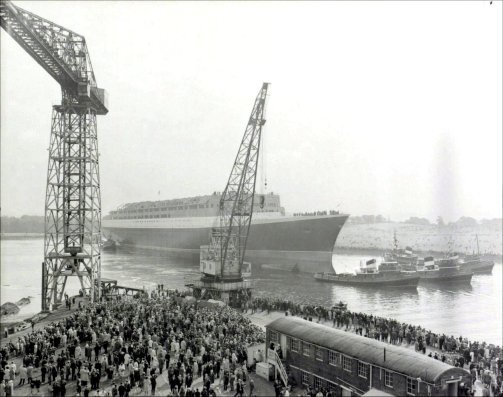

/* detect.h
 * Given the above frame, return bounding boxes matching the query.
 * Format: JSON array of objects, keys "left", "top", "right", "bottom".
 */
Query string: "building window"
[
  {"left": 302, "top": 371, "right": 310, "bottom": 386},
  {"left": 290, "top": 338, "right": 299, "bottom": 352},
  {"left": 407, "top": 377, "right": 416, "bottom": 395},
  {"left": 343, "top": 356, "right": 352, "bottom": 372},
  {"left": 269, "top": 331, "right": 278, "bottom": 343},
  {"left": 329, "top": 351, "right": 341, "bottom": 366},
  {"left": 315, "top": 347, "right": 324, "bottom": 362},
  {"left": 302, "top": 342, "right": 311, "bottom": 357},
  {"left": 314, "top": 376, "right": 324, "bottom": 390},
  {"left": 357, "top": 361, "right": 369, "bottom": 379},
  {"left": 385, "top": 371, "right": 393, "bottom": 388}
]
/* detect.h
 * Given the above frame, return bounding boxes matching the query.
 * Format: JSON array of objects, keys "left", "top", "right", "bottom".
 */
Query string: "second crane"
[{"left": 189, "top": 83, "right": 270, "bottom": 306}]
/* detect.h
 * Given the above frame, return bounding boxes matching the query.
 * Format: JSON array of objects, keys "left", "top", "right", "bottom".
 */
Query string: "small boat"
[
  {"left": 459, "top": 255, "right": 494, "bottom": 274},
  {"left": 458, "top": 236, "right": 494, "bottom": 274},
  {"left": 102, "top": 237, "right": 118, "bottom": 252},
  {"left": 383, "top": 231, "right": 418, "bottom": 267},
  {"left": 417, "top": 256, "right": 473, "bottom": 283},
  {"left": 314, "top": 259, "right": 420, "bottom": 288}
]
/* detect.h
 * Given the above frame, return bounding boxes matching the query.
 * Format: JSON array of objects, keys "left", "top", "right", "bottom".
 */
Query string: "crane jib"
[
  {"left": 201, "top": 83, "right": 270, "bottom": 282},
  {"left": 0, "top": 0, "right": 108, "bottom": 114}
]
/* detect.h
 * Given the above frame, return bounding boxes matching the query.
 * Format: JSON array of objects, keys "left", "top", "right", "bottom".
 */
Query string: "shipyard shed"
[{"left": 265, "top": 317, "right": 471, "bottom": 396}]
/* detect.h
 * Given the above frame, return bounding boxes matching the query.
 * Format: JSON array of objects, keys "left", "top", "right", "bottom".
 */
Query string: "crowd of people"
[
  {"left": 0, "top": 291, "right": 265, "bottom": 397},
  {"left": 1, "top": 291, "right": 502, "bottom": 397},
  {"left": 247, "top": 296, "right": 503, "bottom": 396},
  {"left": 292, "top": 211, "right": 340, "bottom": 217}
]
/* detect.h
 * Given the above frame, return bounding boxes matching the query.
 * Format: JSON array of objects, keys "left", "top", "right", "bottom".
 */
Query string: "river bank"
[
  {"left": 0, "top": 297, "right": 88, "bottom": 341},
  {"left": 0, "top": 233, "right": 44, "bottom": 240},
  {"left": 334, "top": 245, "right": 503, "bottom": 262},
  {"left": 336, "top": 222, "right": 503, "bottom": 257}
]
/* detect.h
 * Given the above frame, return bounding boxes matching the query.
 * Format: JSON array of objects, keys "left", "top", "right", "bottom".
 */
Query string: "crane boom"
[
  {"left": 197, "top": 83, "right": 270, "bottom": 286},
  {"left": 219, "top": 83, "right": 269, "bottom": 276},
  {"left": 0, "top": 0, "right": 107, "bottom": 114}
]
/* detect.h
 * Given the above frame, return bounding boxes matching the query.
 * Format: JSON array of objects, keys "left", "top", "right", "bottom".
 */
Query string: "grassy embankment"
[{"left": 335, "top": 222, "right": 502, "bottom": 260}]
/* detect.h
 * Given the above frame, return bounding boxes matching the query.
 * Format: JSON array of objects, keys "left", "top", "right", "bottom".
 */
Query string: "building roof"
[{"left": 266, "top": 317, "right": 469, "bottom": 384}]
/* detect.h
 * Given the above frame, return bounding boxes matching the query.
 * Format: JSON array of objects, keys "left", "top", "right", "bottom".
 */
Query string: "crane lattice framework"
[
  {"left": 192, "top": 83, "right": 270, "bottom": 303},
  {"left": 0, "top": 0, "right": 108, "bottom": 311},
  {"left": 215, "top": 83, "right": 269, "bottom": 280}
]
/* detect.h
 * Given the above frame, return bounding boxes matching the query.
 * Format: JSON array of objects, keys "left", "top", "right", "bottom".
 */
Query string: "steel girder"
[{"left": 42, "top": 102, "right": 101, "bottom": 311}]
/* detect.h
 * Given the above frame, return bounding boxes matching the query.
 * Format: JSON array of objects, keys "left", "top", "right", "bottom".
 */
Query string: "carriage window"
[
  {"left": 303, "top": 342, "right": 311, "bottom": 357},
  {"left": 302, "top": 371, "right": 310, "bottom": 386},
  {"left": 407, "top": 377, "right": 416, "bottom": 395},
  {"left": 290, "top": 338, "right": 299, "bottom": 352},
  {"left": 329, "top": 350, "right": 341, "bottom": 366},
  {"left": 385, "top": 371, "right": 393, "bottom": 388},
  {"left": 315, "top": 347, "right": 324, "bottom": 362},
  {"left": 343, "top": 356, "right": 352, "bottom": 372},
  {"left": 357, "top": 361, "right": 369, "bottom": 379}
]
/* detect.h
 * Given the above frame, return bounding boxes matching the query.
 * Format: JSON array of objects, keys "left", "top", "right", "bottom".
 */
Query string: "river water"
[{"left": 1, "top": 237, "right": 502, "bottom": 345}]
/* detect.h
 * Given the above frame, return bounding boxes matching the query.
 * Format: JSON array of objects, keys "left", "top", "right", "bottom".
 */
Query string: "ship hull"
[
  {"left": 417, "top": 270, "right": 473, "bottom": 283},
  {"left": 460, "top": 260, "right": 494, "bottom": 274},
  {"left": 103, "top": 215, "right": 348, "bottom": 274},
  {"left": 314, "top": 272, "right": 420, "bottom": 288}
]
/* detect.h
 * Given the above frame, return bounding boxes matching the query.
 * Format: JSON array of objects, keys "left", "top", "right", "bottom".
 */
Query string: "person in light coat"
[{"left": 18, "top": 365, "right": 27, "bottom": 386}]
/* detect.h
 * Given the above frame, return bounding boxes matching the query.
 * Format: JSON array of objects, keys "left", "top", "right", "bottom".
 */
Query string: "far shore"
[
  {"left": 0, "top": 232, "right": 44, "bottom": 239},
  {"left": 334, "top": 245, "right": 503, "bottom": 262}
]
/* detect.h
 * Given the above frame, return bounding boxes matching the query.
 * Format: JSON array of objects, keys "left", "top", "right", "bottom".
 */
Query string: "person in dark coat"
[{"left": 150, "top": 374, "right": 157, "bottom": 395}]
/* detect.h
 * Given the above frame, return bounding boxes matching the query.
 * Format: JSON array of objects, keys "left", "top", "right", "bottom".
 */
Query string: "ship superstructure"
[{"left": 107, "top": 192, "right": 284, "bottom": 220}]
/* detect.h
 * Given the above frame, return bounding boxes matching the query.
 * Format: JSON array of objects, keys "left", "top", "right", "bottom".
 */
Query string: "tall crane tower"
[
  {"left": 190, "top": 83, "right": 270, "bottom": 305},
  {"left": 1, "top": 1, "right": 108, "bottom": 311}
]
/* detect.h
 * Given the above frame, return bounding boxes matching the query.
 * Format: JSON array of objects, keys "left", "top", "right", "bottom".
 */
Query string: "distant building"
[{"left": 265, "top": 317, "right": 471, "bottom": 397}]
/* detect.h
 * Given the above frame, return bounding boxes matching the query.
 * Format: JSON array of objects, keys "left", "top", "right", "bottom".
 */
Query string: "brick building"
[{"left": 265, "top": 317, "right": 471, "bottom": 396}]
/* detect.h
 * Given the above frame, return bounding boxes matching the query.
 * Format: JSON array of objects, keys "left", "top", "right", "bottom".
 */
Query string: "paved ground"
[{"left": 1, "top": 302, "right": 305, "bottom": 396}]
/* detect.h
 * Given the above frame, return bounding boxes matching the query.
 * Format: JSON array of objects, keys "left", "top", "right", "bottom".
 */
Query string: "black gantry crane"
[
  {"left": 1, "top": 0, "right": 108, "bottom": 310},
  {"left": 191, "top": 83, "right": 270, "bottom": 305}
]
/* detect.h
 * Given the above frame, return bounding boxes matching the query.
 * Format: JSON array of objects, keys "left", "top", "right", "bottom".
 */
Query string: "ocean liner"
[{"left": 102, "top": 192, "right": 348, "bottom": 273}]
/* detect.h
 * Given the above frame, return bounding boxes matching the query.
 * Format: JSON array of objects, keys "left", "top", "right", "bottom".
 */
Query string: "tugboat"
[
  {"left": 314, "top": 258, "right": 420, "bottom": 288},
  {"left": 417, "top": 255, "right": 473, "bottom": 283},
  {"left": 383, "top": 231, "right": 418, "bottom": 269},
  {"left": 102, "top": 237, "right": 118, "bottom": 252},
  {"left": 459, "top": 255, "right": 494, "bottom": 274},
  {"left": 458, "top": 235, "right": 495, "bottom": 274}
]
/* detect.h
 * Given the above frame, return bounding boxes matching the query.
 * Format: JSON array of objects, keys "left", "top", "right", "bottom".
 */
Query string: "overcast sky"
[{"left": 1, "top": 1, "right": 501, "bottom": 222}]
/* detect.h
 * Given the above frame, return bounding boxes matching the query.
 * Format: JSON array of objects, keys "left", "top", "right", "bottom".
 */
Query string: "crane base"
[{"left": 187, "top": 279, "right": 252, "bottom": 306}]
